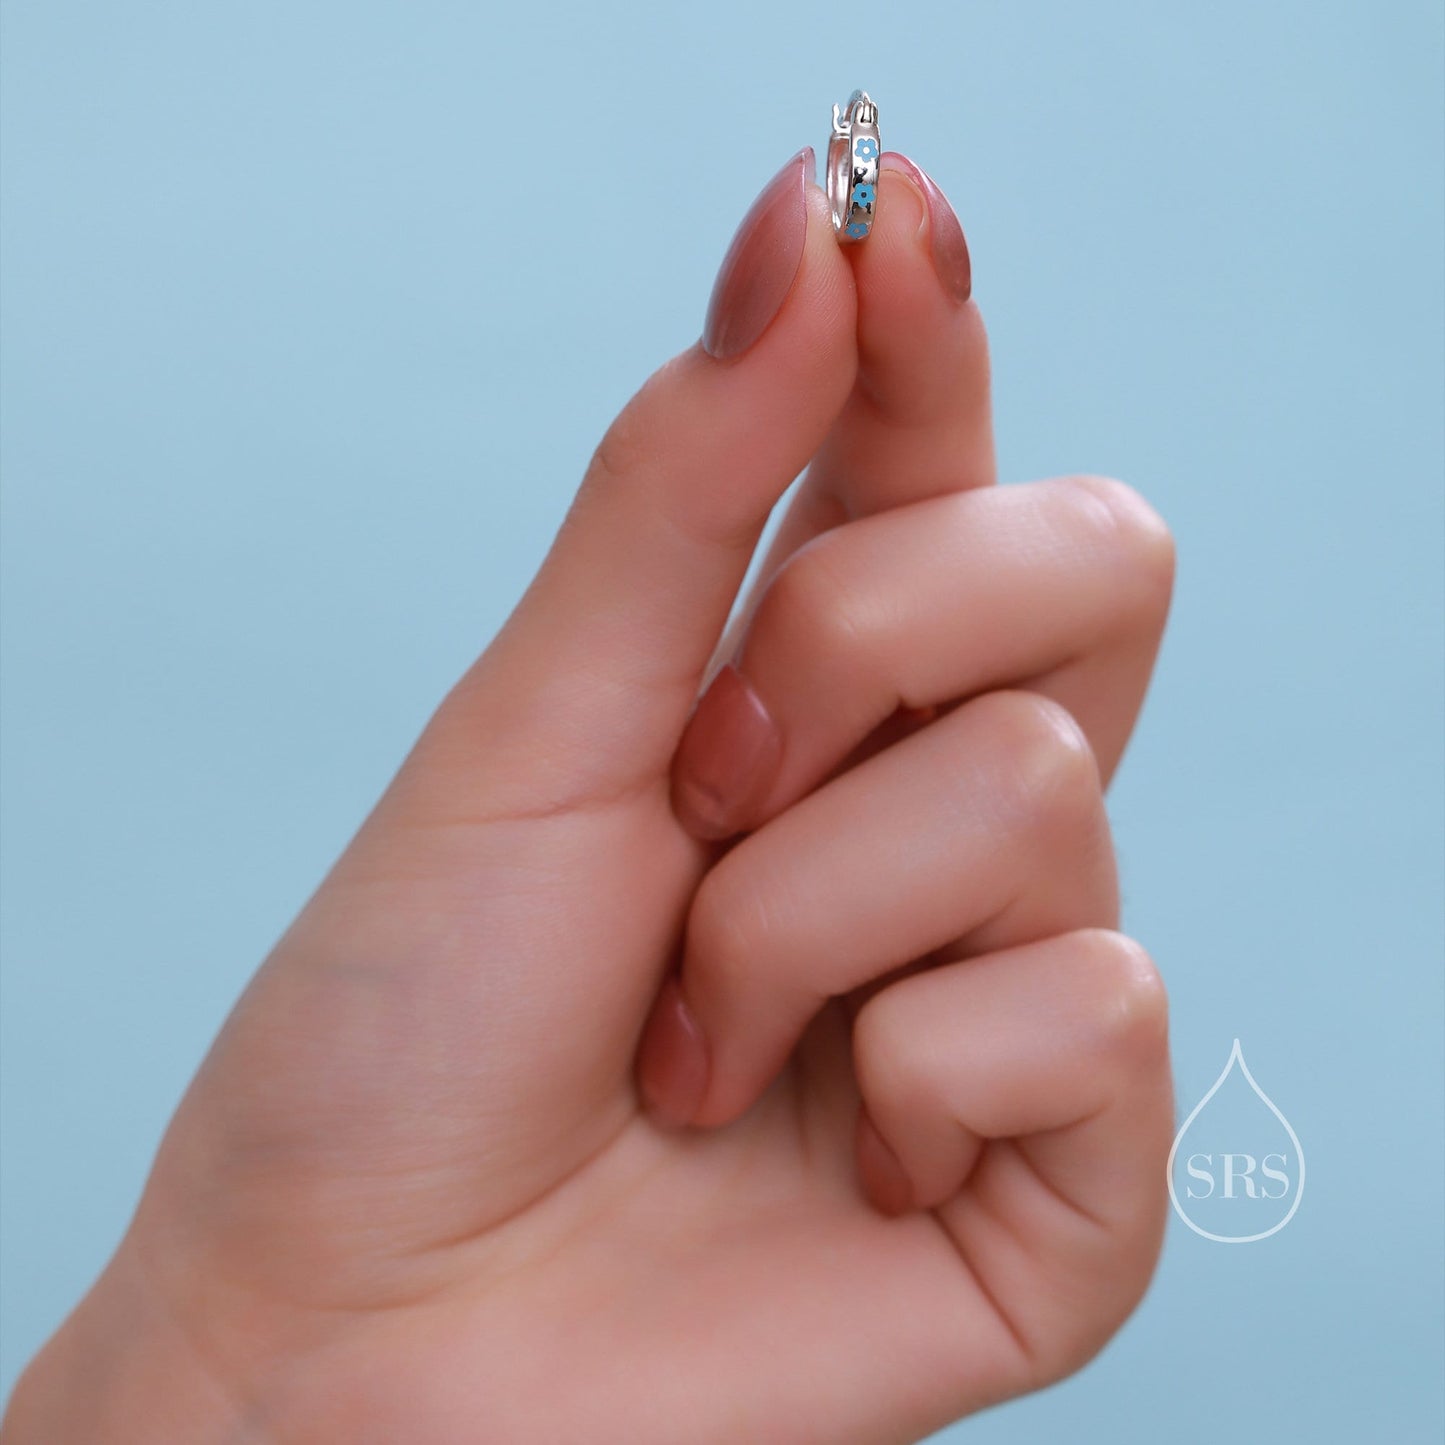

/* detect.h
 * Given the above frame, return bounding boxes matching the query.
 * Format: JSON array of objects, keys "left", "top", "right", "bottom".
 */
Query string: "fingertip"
[
  {"left": 669, "top": 665, "right": 782, "bottom": 842},
  {"left": 877, "top": 152, "right": 972, "bottom": 305},
  {"left": 819, "top": 152, "right": 989, "bottom": 445},
  {"left": 789, "top": 171, "right": 862, "bottom": 368},
  {"left": 701, "top": 145, "right": 856, "bottom": 369},
  {"left": 856, "top": 1107, "right": 915, "bottom": 1217},
  {"left": 702, "top": 147, "right": 813, "bottom": 361},
  {"left": 636, "top": 974, "right": 710, "bottom": 1129}
]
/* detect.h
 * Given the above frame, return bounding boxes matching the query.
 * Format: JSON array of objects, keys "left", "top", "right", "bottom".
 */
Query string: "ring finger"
[{"left": 639, "top": 688, "right": 1119, "bottom": 1129}]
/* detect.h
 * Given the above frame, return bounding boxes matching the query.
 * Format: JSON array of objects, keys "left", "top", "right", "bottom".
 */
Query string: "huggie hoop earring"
[{"left": 827, "top": 90, "right": 881, "bottom": 243}]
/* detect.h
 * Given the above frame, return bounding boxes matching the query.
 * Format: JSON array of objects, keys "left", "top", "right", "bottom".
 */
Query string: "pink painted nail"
[
  {"left": 880, "top": 153, "right": 972, "bottom": 304},
  {"left": 702, "top": 147, "right": 813, "bottom": 360},
  {"left": 636, "top": 975, "right": 709, "bottom": 1128},
  {"left": 670, "top": 665, "right": 783, "bottom": 840}
]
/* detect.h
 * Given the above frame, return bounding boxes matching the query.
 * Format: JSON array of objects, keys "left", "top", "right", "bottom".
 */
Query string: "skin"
[{"left": 4, "top": 159, "right": 1176, "bottom": 1444}]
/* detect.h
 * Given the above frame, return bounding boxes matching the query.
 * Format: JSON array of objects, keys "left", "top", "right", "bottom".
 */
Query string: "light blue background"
[{"left": 2, "top": 2, "right": 1441, "bottom": 1438}]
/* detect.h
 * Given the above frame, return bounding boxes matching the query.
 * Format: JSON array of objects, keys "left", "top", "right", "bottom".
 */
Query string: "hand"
[{"left": 5, "top": 148, "right": 1176, "bottom": 1445}]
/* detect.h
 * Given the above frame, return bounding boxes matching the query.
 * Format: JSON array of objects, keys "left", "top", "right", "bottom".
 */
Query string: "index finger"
[{"left": 731, "top": 151, "right": 994, "bottom": 630}]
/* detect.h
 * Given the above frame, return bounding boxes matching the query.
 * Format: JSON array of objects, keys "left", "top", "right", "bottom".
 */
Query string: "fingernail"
[
  {"left": 670, "top": 665, "right": 783, "bottom": 840},
  {"left": 880, "top": 153, "right": 972, "bottom": 304},
  {"left": 702, "top": 147, "right": 813, "bottom": 360},
  {"left": 856, "top": 1109, "right": 913, "bottom": 1217},
  {"left": 636, "top": 974, "right": 709, "bottom": 1128}
]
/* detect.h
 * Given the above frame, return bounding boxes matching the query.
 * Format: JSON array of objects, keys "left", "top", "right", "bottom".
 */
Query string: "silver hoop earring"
[{"left": 827, "top": 89, "right": 881, "bottom": 243}]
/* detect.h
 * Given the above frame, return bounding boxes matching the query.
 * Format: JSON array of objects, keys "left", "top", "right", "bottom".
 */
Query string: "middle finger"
[
  {"left": 719, "top": 153, "right": 993, "bottom": 655},
  {"left": 672, "top": 474, "right": 1175, "bottom": 839}
]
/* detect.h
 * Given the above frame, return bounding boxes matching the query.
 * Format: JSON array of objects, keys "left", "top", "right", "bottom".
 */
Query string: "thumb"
[{"left": 415, "top": 148, "right": 856, "bottom": 817}]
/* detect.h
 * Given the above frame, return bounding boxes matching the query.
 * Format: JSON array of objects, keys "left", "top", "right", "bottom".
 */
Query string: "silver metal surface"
[{"left": 827, "top": 89, "right": 881, "bottom": 243}]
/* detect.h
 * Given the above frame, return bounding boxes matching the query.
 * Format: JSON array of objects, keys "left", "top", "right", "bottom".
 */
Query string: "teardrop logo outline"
[{"left": 1166, "top": 1038, "right": 1306, "bottom": 1244}]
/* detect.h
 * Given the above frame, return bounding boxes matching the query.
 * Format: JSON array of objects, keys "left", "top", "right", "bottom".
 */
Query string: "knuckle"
[
  {"left": 1072, "top": 929, "right": 1171, "bottom": 1068},
  {"left": 763, "top": 535, "right": 876, "bottom": 665},
  {"left": 976, "top": 691, "right": 1103, "bottom": 838},
  {"left": 1060, "top": 474, "right": 1176, "bottom": 620},
  {"left": 852, "top": 986, "right": 931, "bottom": 1109},
  {"left": 686, "top": 868, "right": 749, "bottom": 973},
  {"left": 577, "top": 411, "right": 653, "bottom": 535},
  {"left": 685, "top": 859, "right": 772, "bottom": 988},
  {"left": 586, "top": 429, "right": 630, "bottom": 489},
  {"left": 584, "top": 392, "right": 652, "bottom": 495}
]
